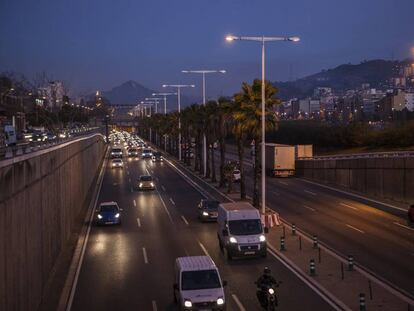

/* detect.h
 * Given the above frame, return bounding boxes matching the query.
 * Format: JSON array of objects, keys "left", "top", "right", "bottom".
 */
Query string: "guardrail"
[
  {"left": 299, "top": 150, "right": 414, "bottom": 160},
  {"left": 0, "top": 127, "right": 104, "bottom": 160}
]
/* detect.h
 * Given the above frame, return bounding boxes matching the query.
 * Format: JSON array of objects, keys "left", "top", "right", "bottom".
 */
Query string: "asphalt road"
[
  {"left": 70, "top": 147, "right": 334, "bottom": 311},
  {"left": 214, "top": 146, "right": 414, "bottom": 297}
]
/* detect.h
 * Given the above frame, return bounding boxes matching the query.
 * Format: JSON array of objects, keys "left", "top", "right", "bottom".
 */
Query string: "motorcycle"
[{"left": 255, "top": 282, "right": 281, "bottom": 310}]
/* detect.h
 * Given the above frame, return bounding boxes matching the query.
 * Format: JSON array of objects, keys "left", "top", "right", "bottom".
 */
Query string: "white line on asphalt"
[
  {"left": 137, "top": 218, "right": 141, "bottom": 227},
  {"left": 271, "top": 190, "right": 280, "bottom": 196},
  {"left": 346, "top": 224, "right": 365, "bottom": 234},
  {"left": 126, "top": 170, "right": 129, "bottom": 175},
  {"left": 130, "top": 187, "right": 133, "bottom": 193},
  {"left": 161, "top": 185, "right": 166, "bottom": 191},
  {"left": 142, "top": 247, "right": 149, "bottom": 264},
  {"left": 145, "top": 168, "right": 150, "bottom": 174},
  {"left": 156, "top": 189, "right": 174, "bottom": 224},
  {"left": 231, "top": 294, "right": 247, "bottom": 311},
  {"left": 300, "top": 178, "right": 408, "bottom": 212},
  {"left": 304, "top": 190, "right": 317, "bottom": 195},
  {"left": 393, "top": 222, "right": 414, "bottom": 232},
  {"left": 133, "top": 199, "right": 136, "bottom": 207},
  {"left": 169, "top": 198, "right": 175, "bottom": 205},
  {"left": 278, "top": 181, "right": 289, "bottom": 186},
  {"left": 181, "top": 215, "right": 189, "bottom": 225},
  {"left": 267, "top": 245, "right": 350, "bottom": 311},
  {"left": 340, "top": 202, "right": 358, "bottom": 210},
  {"left": 128, "top": 178, "right": 131, "bottom": 183},
  {"left": 303, "top": 205, "right": 316, "bottom": 212},
  {"left": 151, "top": 300, "right": 157, "bottom": 311},
  {"left": 198, "top": 241, "right": 210, "bottom": 257}
]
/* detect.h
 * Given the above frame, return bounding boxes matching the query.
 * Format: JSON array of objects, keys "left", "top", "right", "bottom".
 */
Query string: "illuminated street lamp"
[
  {"left": 151, "top": 92, "right": 177, "bottom": 115},
  {"left": 162, "top": 84, "right": 195, "bottom": 161},
  {"left": 226, "top": 34, "right": 300, "bottom": 214},
  {"left": 181, "top": 69, "right": 226, "bottom": 176}
]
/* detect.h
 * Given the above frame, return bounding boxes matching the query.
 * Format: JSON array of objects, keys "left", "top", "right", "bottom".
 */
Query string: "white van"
[
  {"left": 217, "top": 202, "right": 267, "bottom": 260},
  {"left": 174, "top": 256, "right": 226, "bottom": 310}
]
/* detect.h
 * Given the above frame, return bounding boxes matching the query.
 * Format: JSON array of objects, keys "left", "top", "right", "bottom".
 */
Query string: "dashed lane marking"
[
  {"left": 133, "top": 199, "right": 136, "bottom": 207},
  {"left": 346, "top": 224, "right": 365, "bottom": 234},
  {"left": 198, "top": 241, "right": 210, "bottom": 257},
  {"left": 278, "top": 181, "right": 289, "bottom": 186},
  {"left": 151, "top": 301, "right": 157, "bottom": 311},
  {"left": 169, "top": 198, "right": 175, "bottom": 205},
  {"left": 304, "top": 190, "right": 317, "bottom": 195},
  {"left": 137, "top": 218, "right": 141, "bottom": 227},
  {"left": 303, "top": 205, "right": 316, "bottom": 212},
  {"left": 142, "top": 247, "right": 148, "bottom": 264},
  {"left": 181, "top": 215, "right": 189, "bottom": 225},
  {"left": 393, "top": 222, "right": 414, "bottom": 232},
  {"left": 161, "top": 185, "right": 166, "bottom": 191},
  {"left": 340, "top": 202, "right": 358, "bottom": 210}
]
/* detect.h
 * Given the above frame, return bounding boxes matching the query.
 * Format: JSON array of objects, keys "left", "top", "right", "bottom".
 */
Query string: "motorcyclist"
[{"left": 256, "top": 267, "right": 279, "bottom": 308}]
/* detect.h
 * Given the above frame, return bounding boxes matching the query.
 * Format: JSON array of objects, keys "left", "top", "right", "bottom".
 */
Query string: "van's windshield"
[
  {"left": 181, "top": 269, "right": 221, "bottom": 290},
  {"left": 228, "top": 219, "right": 262, "bottom": 236}
]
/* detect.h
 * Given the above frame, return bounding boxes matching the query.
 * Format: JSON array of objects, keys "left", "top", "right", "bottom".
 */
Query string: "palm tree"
[
  {"left": 234, "top": 79, "right": 280, "bottom": 207},
  {"left": 205, "top": 101, "right": 219, "bottom": 183},
  {"left": 216, "top": 97, "right": 232, "bottom": 188}
]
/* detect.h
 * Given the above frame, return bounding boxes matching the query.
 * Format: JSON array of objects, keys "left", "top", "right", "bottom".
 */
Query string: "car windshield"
[
  {"left": 112, "top": 148, "right": 122, "bottom": 152},
  {"left": 228, "top": 219, "right": 262, "bottom": 236},
  {"left": 181, "top": 270, "right": 221, "bottom": 290},
  {"left": 129, "top": 149, "right": 137, "bottom": 152},
  {"left": 202, "top": 200, "right": 219, "bottom": 210},
  {"left": 233, "top": 170, "right": 240, "bottom": 174},
  {"left": 140, "top": 176, "right": 152, "bottom": 181},
  {"left": 143, "top": 149, "right": 151, "bottom": 153},
  {"left": 113, "top": 159, "right": 122, "bottom": 163},
  {"left": 100, "top": 205, "right": 118, "bottom": 213}
]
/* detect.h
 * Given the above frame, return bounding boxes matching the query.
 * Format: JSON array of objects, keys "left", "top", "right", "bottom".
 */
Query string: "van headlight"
[
  {"left": 150, "top": 182, "right": 154, "bottom": 187},
  {"left": 217, "top": 298, "right": 224, "bottom": 305},
  {"left": 268, "top": 288, "right": 275, "bottom": 295},
  {"left": 115, "top": 213, "right": 120, "bottom": 218},
  {"left": 97, "top": 214, "right": 102, "bottom": 219},
  {"left": 259, "top": 235, "right": 266, "bottom": 242},
  {"left": 202, "top": 211, "right": 209, "bottom": 216},
  {"left": 184, "top": 300, "right": 192, "bottom": 307},
  {"left": 229, "top": 236, "right": 237, "bottom": 243},
  {"left": 139, "top": 183, "right": 143, "bottom": 187}
]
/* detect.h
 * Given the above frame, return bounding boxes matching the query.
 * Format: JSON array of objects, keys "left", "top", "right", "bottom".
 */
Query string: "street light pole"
[
  {"left": 226, "top": 34, "right": 300, "bottom": 214},
  {"left": 152, "top": 92, "right": 177, "bottom": 151},
  {"left": 162, "top": 84, "right": 195, "bottom": 161},
  {"left": 182, "top": 69, "right": 226, "bottom": 177}
]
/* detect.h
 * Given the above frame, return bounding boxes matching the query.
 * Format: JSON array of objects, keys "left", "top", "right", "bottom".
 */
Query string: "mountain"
[
  {"left": 273, "top": 59, "right": 408, "bottom": 100},
  {"left": 102, "top": 80, "right": 156, "bottom": 105}
]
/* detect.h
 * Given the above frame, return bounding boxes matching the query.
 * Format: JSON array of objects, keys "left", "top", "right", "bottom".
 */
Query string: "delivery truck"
[{"left": 265, "top": 143, "right": 295, "bottom": 177}]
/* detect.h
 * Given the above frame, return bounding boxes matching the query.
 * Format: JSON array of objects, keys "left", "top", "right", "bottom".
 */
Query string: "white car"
[{"left": 111, "top": 159, "right": 124, "bottom": 168}]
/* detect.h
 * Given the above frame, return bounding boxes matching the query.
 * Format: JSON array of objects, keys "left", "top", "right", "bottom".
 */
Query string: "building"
[
  {"left": 391, "top": 89, "right": 406, "bottom": 111},
  {"left": 37, "top": 81, "right": 66, "bottom": 112},
  {"left": 406, "top": 92, "right": 414, "bottom": 111},
  {"left": 313, "top": 87, "right": 332, "bottom": 97}
]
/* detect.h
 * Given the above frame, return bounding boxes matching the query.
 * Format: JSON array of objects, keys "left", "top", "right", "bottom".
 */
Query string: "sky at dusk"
[{"left": 1, "top": 0, "right": 413, "bottom": 99}]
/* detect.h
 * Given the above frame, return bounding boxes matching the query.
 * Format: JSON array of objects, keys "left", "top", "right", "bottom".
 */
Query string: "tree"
[{"left": 234, "top": 79, "right": 280, "bottom": 206}]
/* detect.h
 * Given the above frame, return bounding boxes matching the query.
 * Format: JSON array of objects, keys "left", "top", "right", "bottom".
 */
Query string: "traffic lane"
[
  {"left": 151, "top": 158, "right": 334, "bottom": 311},
  {"left": 71, "top": 157, "right": 194, "bottom": 310}
]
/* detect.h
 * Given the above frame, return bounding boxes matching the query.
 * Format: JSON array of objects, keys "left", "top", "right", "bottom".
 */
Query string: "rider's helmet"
[{"left": 264, "top": 267, "right": 271, "bottom": 275}]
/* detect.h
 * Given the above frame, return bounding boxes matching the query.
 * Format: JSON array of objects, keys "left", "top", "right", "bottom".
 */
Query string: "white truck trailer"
[{"left": 265, "top": 143, "right": 295, "bottom": 177}]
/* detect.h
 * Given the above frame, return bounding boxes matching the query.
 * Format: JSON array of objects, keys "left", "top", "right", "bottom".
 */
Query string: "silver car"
[{"left": 138, "top": 175, "right": 155, "bottom": 190}]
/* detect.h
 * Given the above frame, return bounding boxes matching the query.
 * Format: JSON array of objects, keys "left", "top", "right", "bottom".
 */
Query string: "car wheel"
[{"left": 224, "top": 248, "right": 232, "bottom": 261}]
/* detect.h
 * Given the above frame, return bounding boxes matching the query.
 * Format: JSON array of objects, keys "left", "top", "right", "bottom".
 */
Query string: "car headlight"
[
  {"left": 97, "top": 214, "right": 102, "bottom": 219},
  {"left": 115, "top": 213, "right": 120, "bottom": 218},
  {"left": 150, "top": 182, "right": 154, "bottom": 187},
  {"left": 202, "top": 211, "right": 209, "bottom": 216},
  {"left": 139, "top": 183, "right": 143, "bottom": 187},
  {"left": 259, "top": 235, "right": 266, "bottom": 242},
  {"left": 184, "top": 300, "right": 192, "bottom": 308},
  {"left": 268, "top": 288, "right": 275, "bottom": 295},
  {"left": 229, "top": 236, "right": 237, "bottom": 243},
  {"left": 217, "top": 298, "right": 224, "bottom": 305}
]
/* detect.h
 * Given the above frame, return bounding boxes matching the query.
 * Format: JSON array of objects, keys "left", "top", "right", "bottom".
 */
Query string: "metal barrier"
[{"left": 299, "top": 150, "right": 414, "bottom": 161}]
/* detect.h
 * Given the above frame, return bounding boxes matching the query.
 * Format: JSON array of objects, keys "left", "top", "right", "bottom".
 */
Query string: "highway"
[
  {"left": 69, "top": 146, "right": 334, "bottom": 311},
  {"left": 215, "top": 146, "right": 414, "bottom": 297}
]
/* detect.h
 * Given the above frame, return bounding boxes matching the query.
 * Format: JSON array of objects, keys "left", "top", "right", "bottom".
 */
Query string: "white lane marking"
[
  {"left": 231, "top": 294, "right": 247, "bottom": 311},
  {"left": 267, "top": 244, "right": 350, "bottom": 311},
  {"left": 142, "top": 247, "right": 149, "bottom": 264},
  {"left": 304, "top": 190, "right": 317, "bottom": 196},
  {"left": 346, "top": 224, "right": 365, "bottom": 234},
  {"left": 271, "top": 190, "right": 280, "bottom": 196},
  {"left": 340, "top": 202, "right": 357, "bottom": 210},
  {"left": 300, "top": 178, "right": 408, "bottom": 212},
  {"left": 133, "top": 199, "right": 136, "bottom": 207},
  {"left": 127, "top": 170, "right": 129, "bottom": 175},
  {"left": 393, "top": 222, "right": 414, "bottom": 232},
  {"left": 169, "top": 198, "right": 176, "bottom": 205},
  {"left": 151, "top": 300, "right": 157, "bottom": 311},
  {"left": 145, "top": 168, "right": 150, "bottom": 174},
  {"left": 198, "top": 241, "right": 210, "bottom": 257},
  {"left": 161, "top": 185, "right": 166, "bottom": 191},
  {"left": 278, "top": 181, "right": 289, "bottom": 186},
  {"left": 181, "top": 215, "right": 189, "bottom": 225},
  {"left": 130, "top": 187, "right": 133, "bottom": 193},
  {"left": 303, "top": 205, "right": 316, "bottom": 212},
  {"left": 128, "top": 178, "right": 131, "bottom": 183},
  {"left": 137, "top": 218, "right": 141, "bottom": 227},
  {"left": 156, "top": 189, "right": 174, "bottom": 224}
]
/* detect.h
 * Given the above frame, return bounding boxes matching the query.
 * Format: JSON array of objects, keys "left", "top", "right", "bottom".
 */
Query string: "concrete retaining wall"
[
  {"left": 296, "top": 157, "right": 414, "bottom": 204},
  {"left": 0, "top": 134, "right": 106, "bottom": 311}
]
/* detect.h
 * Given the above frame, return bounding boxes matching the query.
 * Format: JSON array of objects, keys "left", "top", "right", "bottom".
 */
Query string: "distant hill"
[
  {"left": 274, "top": 59, "right": 407, "bottom": 100},
  {"left": 102, "top": 80, "right": 156, "bottom": 105}
]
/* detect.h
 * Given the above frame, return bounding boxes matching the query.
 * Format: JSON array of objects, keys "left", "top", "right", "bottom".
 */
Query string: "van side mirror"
[
  {"left": 264, "top": 227, "right": 269, "bottom": 234},
  {"left": 222, "top": 280, "right": 227, "bottom": 287},
  {"left": 173, "top": 283, "right": 178, "bottom": 290},
  {"left": 222, "top": 229, "right": 228, "bottom": 237}
]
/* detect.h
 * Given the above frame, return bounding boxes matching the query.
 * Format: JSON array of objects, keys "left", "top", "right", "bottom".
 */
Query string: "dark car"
[
  {"left": 152, "top": 151, "right": 163, "bottom": 162},
  {"left": 198, "top": 199, "right": 220, "bottom": 222},
  {"left": 96, "top": 202, "right": 122, "bottom": 225},
  {"left": 141, "top": 148, "right": 153, "bottom": 159},
  {"left": 128, "top": 148, "right": 138, "bottom": 157},
  {"left": 111, "top": 148, "right": 123, "bottom": 158},
  {"left": 138, "top": 175, "right": 155, "bottom": 190},
  {"left": 408, "top": 204, "right": 414, "bottom": 223}
]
